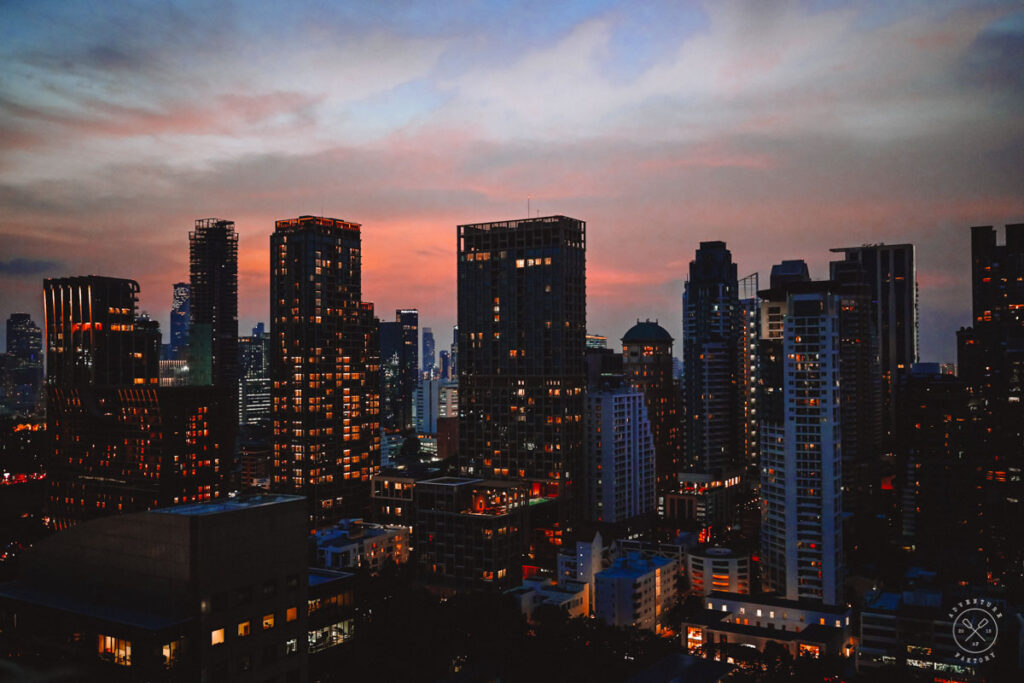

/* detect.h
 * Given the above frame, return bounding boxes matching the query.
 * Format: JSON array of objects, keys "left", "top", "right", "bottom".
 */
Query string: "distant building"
[
  {"left": 3, "top": 313, "right": 42, "bottom": 415},
  {"left": 414, "top": 477, "right": 527, "bottom": 592},
  {"left": 313, "top": 519, "right": 410, "bottom": 574},
  {"left": 422, "top": 326, "right": 435, "bottom": 379},
  {"left": 830, "top": 243, "right": 917, "bottom": 441},
  {"left": 169, "top": 282, "right": 190, "bottom": 359},
  {"left": 238, "top": 324, "right": 270, "bottom": 426},
  {"left": 438, "top": 349, "right": 451, "bottom": 380},
  {"left": 683, "top": 242, "right": 743, "bottom": 479},
  {"left": 582, "top": 378, "right": 655, "bottom": 524},
  {"left": 595, "top": 552, "right": 678, "bottom": 632},
  {"left": 189, "top": 218, "right": 238, "bottom": 396},
  {"left": 380, "top": 309, "right": 419, "bottom": 432},
  {"left": 0, "top": 494, "right": 309, "bottom": 682},
  {"left": 621, "top": 320, "right": 680, "bottom": 503},
  {"left": 270, "top": 216, "right": 381, "bottom": 526},
  {"left": 586, "top": 334, "right": 608, "bottom": 349}
]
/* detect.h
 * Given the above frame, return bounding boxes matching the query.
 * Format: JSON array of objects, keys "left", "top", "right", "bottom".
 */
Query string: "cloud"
[
  {"left": 0, "top": 258, "right": 62, "bottom": 276},
  {"left": 1, "top": 1, "right": 1023, "bottom": 361}
]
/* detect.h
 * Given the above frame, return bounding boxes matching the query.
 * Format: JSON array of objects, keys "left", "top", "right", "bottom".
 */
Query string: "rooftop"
[
  {"left": 707, "top": 591, "right": 850, "bottom": 615},
  {"left": 308, "top": 567, "right": 353, "bottom": 588},
  {"left": 153, "top": 493, "right": 305, "bottom": 517},
  {"left": 622, "top": 320, "right": 673, "bottom": 344}
]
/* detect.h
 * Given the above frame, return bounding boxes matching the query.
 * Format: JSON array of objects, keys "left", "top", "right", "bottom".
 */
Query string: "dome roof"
[{"left": 622, "top": 320, "right": 673, "bottom": 344}]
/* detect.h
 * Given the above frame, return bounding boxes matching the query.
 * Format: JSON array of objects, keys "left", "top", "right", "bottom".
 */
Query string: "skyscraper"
[
  {"left": 398, "top": 309, "right": 419, "bottom": 426},
  {"left": 457, "top": 215, "right": 586, "bottom": 508},
  {"left": 170, "top": 281, "right": 190, "bottom": 359},
  {"left": 43, "top": 276, "right": 159, "bottom": 389},
  {"left": 379, "top": 309, "right": 419, "bottom": 432},
  {"left": 829, "top": 243, "right": 917, "bottom": 440},
  {"left": 956, "top": 224, "right": 1023, "bottom": 589},
  {"left": 682, "top": 241, "right": 743, "bottom": 478},
  {"left": 621, "top": 320, "right": 680, "bottom": 502},
  {"left": 43, "top": 277, "right": 229, "bottom": 527},
  {"left": 189, "top": 218, "right": 238, "bottom": 393},
  {"left": 829, "top": 259, "right": 883, "bottom": 513},
  {"left": 3, "top": 313, "right": 43, "bottom": 414},
  {"left": 422, "top": 326, "right": 435, "bottom": 379},
  {"left": 270, "top": 215, "right": 381, "bottom": 526},
  {"left": 758, "top": 268, "right": 844, "bottom": 606},
  {"left": 238, "top": 323, "right": 270, "bottom": 425}
]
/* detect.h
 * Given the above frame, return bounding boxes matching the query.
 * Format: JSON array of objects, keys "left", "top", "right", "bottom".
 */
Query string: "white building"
[
  {"left": 759, "top": 277, "right": 844, "bottom": 606},
  {"left": 595, "top": 552, "right": 677, "bottom": 632},
  {"left": 686, "top": 546, "right": 751, "bottom": 596},
  {"left": 557, "top": 532, "right": 604, "bottom": 613},
  {"left": 314, "top": 519, "right": 411, "bottom": 574},
  {"left": 584, "top": 382, "right": 656, "bottom": 523},
  {"left": 506, "top": 578, "right": 589, "bottom": 621},
  {"left": 414, "top": 379, "right": 457, "bottom": 435}
]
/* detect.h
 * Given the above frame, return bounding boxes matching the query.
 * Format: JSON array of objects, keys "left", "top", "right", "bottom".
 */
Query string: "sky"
[{"left": 1, "top": 0, "right": 1023, "bottom": 362}]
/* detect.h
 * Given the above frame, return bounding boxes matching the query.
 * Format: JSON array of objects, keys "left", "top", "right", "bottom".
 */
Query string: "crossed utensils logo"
[{"left": 948, "top": 598, "right": 1003, "bottom": 664}]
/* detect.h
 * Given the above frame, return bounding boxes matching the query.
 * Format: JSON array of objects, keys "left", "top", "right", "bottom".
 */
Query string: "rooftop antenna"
[{"left": 527, "top": 195, "right": 530, "bottom": 218}]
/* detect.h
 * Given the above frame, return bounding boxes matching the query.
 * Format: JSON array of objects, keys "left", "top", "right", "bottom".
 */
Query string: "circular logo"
[{"left": 948, "top": 598, "right": 1003, "bottom": 664}]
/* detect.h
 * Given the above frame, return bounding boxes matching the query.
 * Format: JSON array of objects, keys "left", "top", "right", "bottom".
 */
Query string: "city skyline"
[{"left": 3, "top": 1, "right": 1024, "bottom": 361}]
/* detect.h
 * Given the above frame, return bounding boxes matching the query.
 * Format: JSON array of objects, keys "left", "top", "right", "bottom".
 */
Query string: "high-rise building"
[
  {"left": 413, "top": 377, "right": 441, "bottom": 435},
  {"left": 170, "top": 281, "right": 190, "bottom": 359},
  {"left": 189, "top": 218, "right": 238, "bottom": 393},
  {"left": 682, "top": 241, "right": 743, "bottom": 478},
  {"left": 457, "top": 215, "right": 586, "bottom": 509},
  {"left": 379, "top": 319, "right": 401, "bottom": 432},
  {"left": 738, "top": 274, "right": 761, "bottom": 478},
  {"left": 829, "top": 259, "right": 883, "bottom": 513},
  {"left": 238, "top": 323, "right": 270, "bottom": 426},
  {"left": 758, "top": 271, "right": 844, "bottom": 606},
  {"left": 43, "top": 277, "right": 231, "bottom": 528},
  {"left": 422, "top": 326, "right": 435, "bottom": 379},
  {"left": 830, "top": 243, "right": 917, "bottom": 441},
  {"left": 270, "top": 215, "right": 381, "bottom": 526},
  {"left": 3, "top": 313, "right": 43, "bottom": 414},
  {"left": 449, "top": 325, "right": 458, "bottom": 380},
  {"left": 397, "top": 309, "right": 419, "bottom": 426},
  {"left": 956, "top": 224, "right": 1023, "bottom": 590},
  {"left": 438, "top": 350, "right": 450, "bottom": 380},
  {"left": 582, "top": 378, "right": 655, "bottom": 524},
  {"left": 621, "top": 320, "right": 680, "bottom": 502},
  {"left": 43, "top": 276, "right": 159, "bottom": 389}
]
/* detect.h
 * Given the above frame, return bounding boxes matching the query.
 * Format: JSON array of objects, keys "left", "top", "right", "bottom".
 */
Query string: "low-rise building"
[
  {"left": 0, "top": 494, "right": 309, "bottom": 682},
  {"left": 506, "top": 578, "right": 589, "bottom": 621},
  {"left": 307, "top": 568, "right": 355, "bottom": 679},
  {"left": 858, "top": 589, "right": 995, "bottom": 681},
  {"left": 414, "top": 477, "right": 527, "bottom": 592},
  {"left": 682, "top": 592, "right": 853, "bottom": 661},
  {"left": 313, "top": 519, "right": 410, "bottom": 574},
  {"left": 595, "top": 552, "right": 678, "bottom": 632},
  {"left": 686, "top": 546, "right": 751, "bottom": 597}
]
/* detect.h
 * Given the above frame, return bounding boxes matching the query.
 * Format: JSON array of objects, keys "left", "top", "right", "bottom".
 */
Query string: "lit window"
[
  {"left": 286, "top": 606, "right": 298, "bottom": 622},
  {"left": 238, "top": 621, "right": 251, "bottom": 637},
  {"left": 285, "top": 638, "right": 299, "bottom": 655},
  {"left": 98, "top": 635, "right": 132, "bottom": 666},
  {"left": 211, "top": 628, "right": 225, "bottom": 646},
  {"left": 263, "top": 613, "right": 275, "bottom": 630}
]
